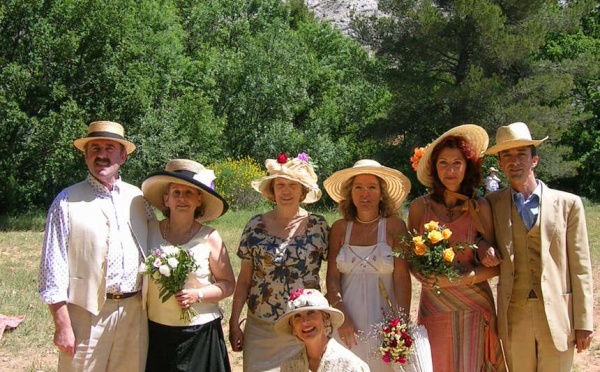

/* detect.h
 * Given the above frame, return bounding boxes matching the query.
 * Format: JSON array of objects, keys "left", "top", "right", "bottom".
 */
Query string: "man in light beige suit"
[
  {"left": 39, "top": 121, "right": 152, "bottom": 371},
  {"left": 485, "top": 122, "right": 594, "bottom": 371}
]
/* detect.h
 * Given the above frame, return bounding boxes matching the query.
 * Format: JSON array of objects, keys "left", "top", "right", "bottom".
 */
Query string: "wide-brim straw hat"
[
  {"left": 323, "top": 159, "right": 411, "bottom": 212},
  {"left": 252, "top": 156, "right": 322, "bottom": 204},
  {"left": 274, "top": 289, "right": 344, "bottom": 336},
  {"left": 485, "top": 122, "right": 548, "bottom": 155},
  {"left": 73, "top": 121, "right": 136, "bottom": 154},
  {"left": 489, "top": 166, "right": 498, "bottom": 172},
  {"left": 141, "top": 159, "right": 228, "bottom": 222},
  {"left": 417, "top": 124, "right": 489, "bottom": 188}
]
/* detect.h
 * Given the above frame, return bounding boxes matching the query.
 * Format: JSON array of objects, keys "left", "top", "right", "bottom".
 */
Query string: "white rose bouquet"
[{"left": 142, "top": 245, "right": 199, "bottom": 322}]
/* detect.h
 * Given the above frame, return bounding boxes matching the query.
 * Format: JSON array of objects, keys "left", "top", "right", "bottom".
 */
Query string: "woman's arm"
[
  {"left": 229, "top": 261, "right": 253, "bottom": 352},
  {"left": 476, "top": 197, "right": 501, "bottom": 267},
  {"left": 174, "top": 229, "right": 235, "bottom": 308},
  {"left": 325, "top": 219, "right": 358, "bottom": 349},
  {"left": 206, "top": 229, "right": 236, "bottom": 300},
  {"left": 389, "top": 216, "right": 412, "bottom": 317}
]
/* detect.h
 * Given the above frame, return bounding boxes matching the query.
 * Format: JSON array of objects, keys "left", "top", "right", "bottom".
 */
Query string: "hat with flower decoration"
[
  {"left": 274, "top": 288, "right": 345, "bottom": 335},
  {"left": 73, "top": 121, "right": 136, "bottom": 154},
  {"left": 142, "top": 159, "right": 228, "bottom": 222},
  {"left": 252, "top": 152, "right": 322, "bottom": 204},
  {"left": 416, "top": 124, "right": 489, "bottom": 188}
]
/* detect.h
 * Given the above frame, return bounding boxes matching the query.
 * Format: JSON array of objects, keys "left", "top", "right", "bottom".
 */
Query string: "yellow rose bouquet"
[{"left": 396, "top": 220, "right": 476, "bottom": 295}]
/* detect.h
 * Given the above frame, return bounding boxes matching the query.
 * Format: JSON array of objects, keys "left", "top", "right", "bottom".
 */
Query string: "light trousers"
[
  {"left": 507, "top": 299, "right": 574, "bottom": 372},
  {"left": 58, "top": 294, "right": 148, "bottom": 372}
]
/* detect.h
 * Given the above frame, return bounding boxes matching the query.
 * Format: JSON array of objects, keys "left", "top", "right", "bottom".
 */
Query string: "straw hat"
[
  {"left": 489, "top": 166, "right": 498, "bottom": 172},
  {"left": 252, "top": 154, "right": 322, "bottom": 204},
  {"left": 141, "top": 159, "right": 228, "bottom": 222},
  {"left": 274, "top": 289, "right": 344, "bottom": 335},
  {"left": 485, "top": 122, "right": 548, "bottom": 155},
  {"left": 73, "top": 121, "right": 136, "bottom": 154},
  {"left": 324, "top": 159, "right": 411, "bottom": 212},
  {"left": 416, "top": 124, "right": 489, "bottom": 188}
]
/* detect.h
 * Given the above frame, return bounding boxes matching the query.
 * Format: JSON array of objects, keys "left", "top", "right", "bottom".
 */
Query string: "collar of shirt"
[
  {"left": 511, "top": 180, "right": 542, "bottom": 230},
  {"left": 86, "top": 173, "right": 122, "bottom": 197},
  {"left": 511, "top": 180, "right": 541, "bottom": 205}
]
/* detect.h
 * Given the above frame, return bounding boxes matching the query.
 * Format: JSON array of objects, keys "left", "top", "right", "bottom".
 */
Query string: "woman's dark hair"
[{"left": 430, "top": 136, "right": 482, "bottom": 204}]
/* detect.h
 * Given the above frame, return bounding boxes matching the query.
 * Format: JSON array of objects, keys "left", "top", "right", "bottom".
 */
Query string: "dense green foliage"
[
  {"left": 0, "top": 0, "right": 390, "bottom": 213},
  {"left": 1, "top": 0, "right": 599, "bottom": 215},
  {"left": 353, "top": 0, "right": 599, "bottom": 194}
]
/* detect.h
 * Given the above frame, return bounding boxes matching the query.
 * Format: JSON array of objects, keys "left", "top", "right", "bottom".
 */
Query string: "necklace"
[
  {"left": 162, "top": 220, "right": 197, "bottom": 243},
  {"left": 444, "top": 203, "right": 461, "bottom": 219},
  {"left": 356, "top": 214, "right": 380, "bottom": 224}
]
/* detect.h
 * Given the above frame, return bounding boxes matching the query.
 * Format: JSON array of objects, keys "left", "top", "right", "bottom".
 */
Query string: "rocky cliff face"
[{"left": 305, "top": 0, "right": 379, "bottom": 35}]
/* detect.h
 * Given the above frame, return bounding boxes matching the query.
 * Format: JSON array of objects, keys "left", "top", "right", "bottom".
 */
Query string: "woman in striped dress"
[{"left": 408, "top": 125, "right": 505, "bottom": 371}]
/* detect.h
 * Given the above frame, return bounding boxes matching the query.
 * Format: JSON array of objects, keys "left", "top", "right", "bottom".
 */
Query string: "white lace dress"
[
  {"left": 334, "top": 218, "right": 395, "bottom": 371},
  {"left": 280, "top": 338, "right": 370, "bottom": 372}
]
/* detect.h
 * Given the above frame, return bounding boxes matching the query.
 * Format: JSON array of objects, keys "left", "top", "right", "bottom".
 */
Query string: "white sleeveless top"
[{"left": 335, "top": 217, "right": 396, "bottom": 371}]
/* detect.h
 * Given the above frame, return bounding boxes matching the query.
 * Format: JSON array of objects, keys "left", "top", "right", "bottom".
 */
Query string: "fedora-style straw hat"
[
  {"left": 252, "top": 153, "right": 322, "bottom": 204},
  {"left": 73, "top": 121, "right": 136, "bottom": 154},
  {"left": 274, "top": 289, "right": 345, "bottom": 336},
  {"left": 324, "top": 159, "right": 411, "bottom": 212},
  {"left": 485, "top": 122, "right": 548, "bottom": 155},
  {"left": 416, "top": 124, "right": 489, "bottom": 188},
  {"left": 141, "top": 159, "right": 229, "bottom": 222}
]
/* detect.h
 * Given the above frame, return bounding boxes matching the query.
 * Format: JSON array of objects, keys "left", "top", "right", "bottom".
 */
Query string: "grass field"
[{"left": 0, "top": 206, "right": 598, "bottom": 371}]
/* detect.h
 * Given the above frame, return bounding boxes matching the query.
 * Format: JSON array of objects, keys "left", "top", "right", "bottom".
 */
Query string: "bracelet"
[
  {"left": 331, "top": 298, "right": 343, "bottom": 308},
  {"left": 198, "top": 289, "right": 204, "bottom": 303}
]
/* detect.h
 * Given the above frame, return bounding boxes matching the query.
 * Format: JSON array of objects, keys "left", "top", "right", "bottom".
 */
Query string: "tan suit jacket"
[{"left": 486, "top": 182, "right": 593, "bottom": 352}]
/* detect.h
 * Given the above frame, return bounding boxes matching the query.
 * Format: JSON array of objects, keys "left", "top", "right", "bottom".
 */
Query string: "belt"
[
  {"left": 528, "top": 290, "right": 538, "bottom": 299},
  {"left": 106, "top": 291, "right": 140, "bottom": 300}
]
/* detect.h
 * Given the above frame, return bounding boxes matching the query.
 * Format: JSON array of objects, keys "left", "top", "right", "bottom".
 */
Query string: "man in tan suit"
[
  {"left": 39, "top": 121, "right": 152, "bottom": 371},
  {"left": 485, "top": 122, "right": 594, "bottom": 371}
]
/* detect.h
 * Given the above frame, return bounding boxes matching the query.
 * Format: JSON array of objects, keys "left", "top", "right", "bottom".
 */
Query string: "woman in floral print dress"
[{"left": 228, "top": 153, "right": 330, "bottom": 372}]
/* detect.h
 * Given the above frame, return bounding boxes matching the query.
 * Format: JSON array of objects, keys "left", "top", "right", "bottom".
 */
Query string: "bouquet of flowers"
[
  {"left": 379, "top": 311, "right": 413, "bottom": 365},
  {"left": 362, "top": 307, "right": 433, "bottom": 372},
  {"left": 141, "top": 245, "right": 199, "bottom": 322},
  {"left": 396, "top": 220, "right": 476, "bottom": 294}
]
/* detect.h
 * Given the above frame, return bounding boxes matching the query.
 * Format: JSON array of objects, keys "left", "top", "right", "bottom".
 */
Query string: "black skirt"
[{"left": 146, "top": 318, "right": 231, "bottom": 372}]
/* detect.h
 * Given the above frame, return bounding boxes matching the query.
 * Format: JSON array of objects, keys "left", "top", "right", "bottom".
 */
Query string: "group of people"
[{"left": 38, "top": 120, "right": 593, "bottom": 372}]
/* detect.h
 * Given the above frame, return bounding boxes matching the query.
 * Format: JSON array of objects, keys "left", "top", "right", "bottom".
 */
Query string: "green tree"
[
  {"left": 541, "top": 7, "right": 600, "bottom": 198},
  {"left": 353, "top": 0, "right": 596, "bottom": 194}
]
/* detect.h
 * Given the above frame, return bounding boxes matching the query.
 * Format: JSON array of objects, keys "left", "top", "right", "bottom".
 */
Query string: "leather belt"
[
  {"left": 528, "top": 290, "right": 538, "bottom": 299},
  {"left": 106, "top": 291, "right": 139, "bottom": 300}
]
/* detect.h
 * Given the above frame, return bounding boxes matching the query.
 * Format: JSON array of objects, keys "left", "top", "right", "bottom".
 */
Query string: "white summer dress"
[{"left": 334, "top": 217, "right": 395, "bottom": 372}]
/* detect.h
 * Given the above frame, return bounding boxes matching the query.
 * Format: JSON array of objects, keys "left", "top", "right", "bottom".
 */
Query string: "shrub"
[{"left": 211, "top": 157, "right": 267, "bottom": 209}]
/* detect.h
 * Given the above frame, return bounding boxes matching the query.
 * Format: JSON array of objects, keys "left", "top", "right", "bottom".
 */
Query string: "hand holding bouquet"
[
  {"left": 142, "top": 245, "right": 199, "bottom": 322},
  {"left": 396, "top": 220, "right": 476, "bottom": 294}
]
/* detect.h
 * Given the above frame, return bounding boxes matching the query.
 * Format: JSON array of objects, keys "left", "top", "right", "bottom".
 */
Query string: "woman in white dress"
[
  {"left": 275, "top": 288, "right": 369, "bottom": 372},
  {"left": 324, "top": 160, "right": 412, "bottom": 371}
]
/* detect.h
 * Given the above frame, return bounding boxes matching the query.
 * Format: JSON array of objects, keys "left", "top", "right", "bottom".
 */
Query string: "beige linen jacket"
[{"left": 486, "top": 182, "right": 593, "bottom": 352}]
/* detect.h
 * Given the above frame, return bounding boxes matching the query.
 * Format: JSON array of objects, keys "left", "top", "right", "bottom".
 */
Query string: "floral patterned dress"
[{"left": 237, "top": 213, "right": 329, "bottom": 371}]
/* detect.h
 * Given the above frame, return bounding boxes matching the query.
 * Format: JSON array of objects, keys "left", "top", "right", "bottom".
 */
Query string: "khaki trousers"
[
  {"left": 507, "top": 298, "right": 574, "bottom": 372},
  {"left": 58, "top": 294, "right": 148, "bottom": 372}
]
